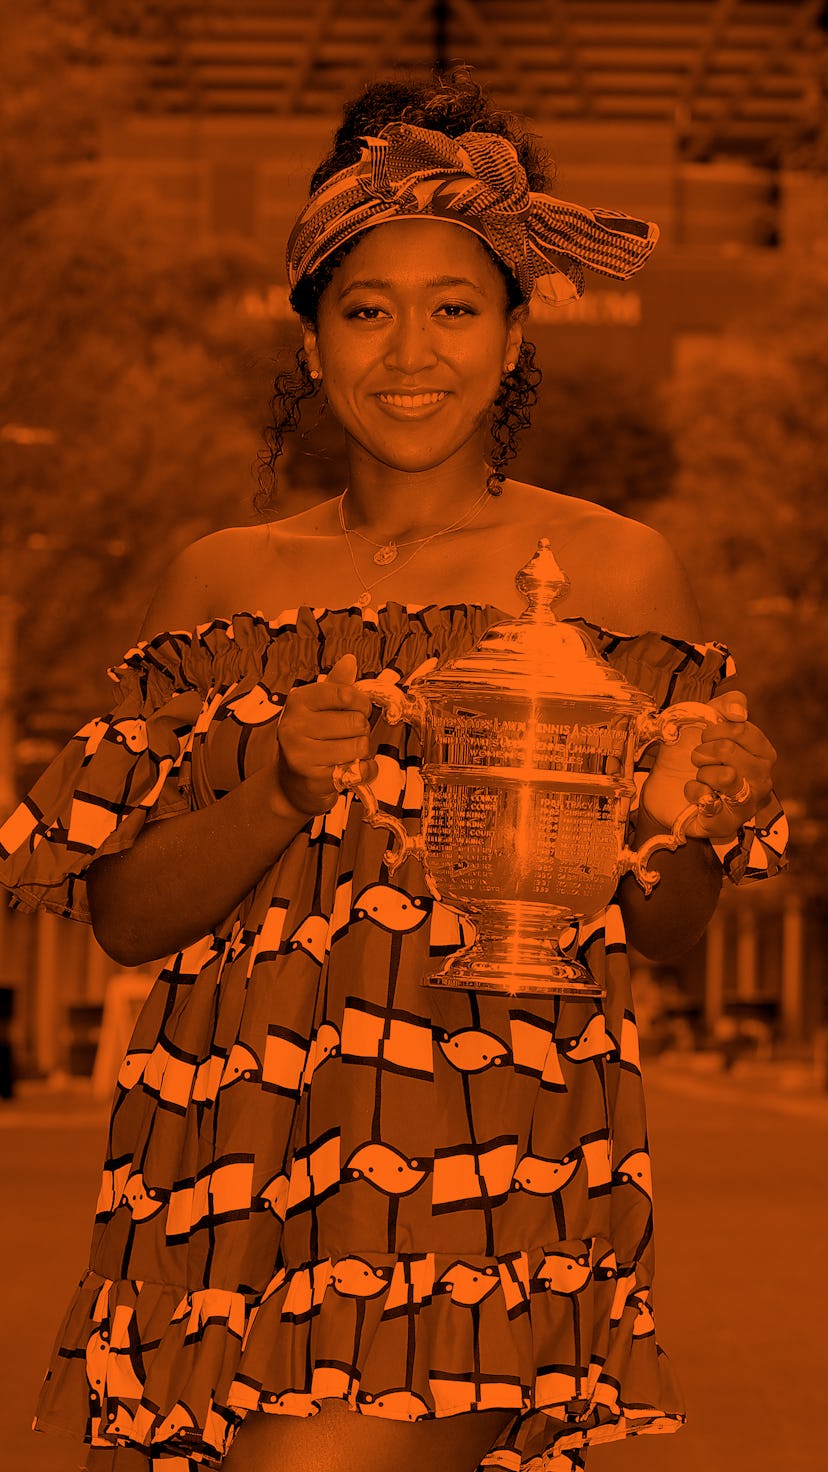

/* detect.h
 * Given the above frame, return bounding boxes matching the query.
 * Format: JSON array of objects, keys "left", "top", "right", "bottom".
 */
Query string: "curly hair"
[{"left": 255, "top": 65, "right": 552, "bottom": 515}]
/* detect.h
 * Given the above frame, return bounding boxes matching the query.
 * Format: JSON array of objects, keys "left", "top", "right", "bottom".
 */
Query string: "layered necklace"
[{"left": 337, "top": 484, "right": 491, "bottom": 609}]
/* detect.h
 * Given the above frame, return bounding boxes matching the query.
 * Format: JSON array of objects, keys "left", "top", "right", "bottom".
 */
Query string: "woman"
[{"left": 0, "top": 71, "right": 786, "bottom": 1472}]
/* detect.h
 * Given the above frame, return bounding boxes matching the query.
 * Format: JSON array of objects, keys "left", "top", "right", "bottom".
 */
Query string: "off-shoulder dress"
[{"left": 0, "top": 604, "right": 788, "bottom": 1472}]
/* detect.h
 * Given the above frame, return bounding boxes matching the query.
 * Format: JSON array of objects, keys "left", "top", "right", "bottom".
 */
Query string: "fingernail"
[{"left": 725, "top": 700, "right": 747, "bottom": 720}]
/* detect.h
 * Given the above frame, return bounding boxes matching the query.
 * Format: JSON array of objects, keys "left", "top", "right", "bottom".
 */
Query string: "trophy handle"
[
  {"left": 331, "top": 684, "right": 429, "bottom": 879},
  {"left": 633, "top": 699, "right": 723, "bottom": 759},
  {"left": 351, "top": 681, "right": 427, "bottom": 731},
  {"left": 619, "top": 794, "right": 723, "bottom": 894},
  {"left": 623, "top": 700, "right": 730, "bottom": 894}
]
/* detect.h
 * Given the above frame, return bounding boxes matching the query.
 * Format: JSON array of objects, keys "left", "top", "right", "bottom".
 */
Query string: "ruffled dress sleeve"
[
  {"left": 0, "top": 631, "right": 208, "bottom": 923},
  {"left": 579, "top": 621, "right": 789, "bottom": 886}
]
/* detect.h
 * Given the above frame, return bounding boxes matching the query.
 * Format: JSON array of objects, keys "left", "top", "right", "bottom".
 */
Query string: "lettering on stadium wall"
[
  {"left": 530, "top": 291, "right": 641, "bottom": 326},
  {"left": 240, "top": 286, "right": 642, "bottom": 327}
]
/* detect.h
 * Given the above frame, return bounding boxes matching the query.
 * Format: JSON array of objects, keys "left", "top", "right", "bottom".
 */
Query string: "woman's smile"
[{"left": 375, "top": 389, "right": 450, "bottom": 416}]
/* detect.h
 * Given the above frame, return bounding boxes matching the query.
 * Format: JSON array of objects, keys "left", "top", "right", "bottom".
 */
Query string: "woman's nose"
[{"left": 384, "top": 315, "right": 438, "bottom": 374}]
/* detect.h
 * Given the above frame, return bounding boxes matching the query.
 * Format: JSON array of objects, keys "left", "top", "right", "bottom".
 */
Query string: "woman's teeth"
[{"left": 378, "top": 391, "right": 447, "bottom": 407}]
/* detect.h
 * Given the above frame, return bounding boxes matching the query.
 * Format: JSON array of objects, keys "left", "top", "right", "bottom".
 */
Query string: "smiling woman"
[{"left": 0, "top": 63, "right": 787, "bottom": 1472}]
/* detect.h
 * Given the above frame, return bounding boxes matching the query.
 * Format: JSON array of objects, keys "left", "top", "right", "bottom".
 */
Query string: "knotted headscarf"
[{"left": 286, "top": 122, "right": 660, "bottom": 304}]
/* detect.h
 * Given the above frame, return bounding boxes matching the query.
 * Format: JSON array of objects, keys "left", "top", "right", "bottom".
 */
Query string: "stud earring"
[
  {"left": 310, "top": 369, "right": 320, "bottom": 381},
  {"left": 505, "top": 361, "right": 516, "bottom": 373}
]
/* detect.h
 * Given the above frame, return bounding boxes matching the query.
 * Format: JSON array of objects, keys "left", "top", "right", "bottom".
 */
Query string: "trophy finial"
[{"left": 515, "top": 538, "right": 571, "bottom": 620}]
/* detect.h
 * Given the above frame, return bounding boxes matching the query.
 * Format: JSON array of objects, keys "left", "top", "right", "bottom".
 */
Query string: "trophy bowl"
[{"left": 333, "top": 540, "right": 727, "bottom": 999}]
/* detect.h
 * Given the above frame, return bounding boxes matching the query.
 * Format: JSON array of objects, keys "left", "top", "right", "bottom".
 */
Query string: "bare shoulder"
[
  {"left": 139, "top": 524, "right": 276, "bottom": 638},
  {"left": 569, "top": 506, "right": 703, "bottom": 639},
  {"left": 508, "top": 482, "right": 703, "bottom": 640}
]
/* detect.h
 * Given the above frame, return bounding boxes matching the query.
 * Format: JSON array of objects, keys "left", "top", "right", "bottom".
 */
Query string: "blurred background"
[
  {"left": 0, "top": 3, "right": 826, "bottom": 1470},
  {"left": 2, "top": 0, "right": 826, "bottom": 1100}
]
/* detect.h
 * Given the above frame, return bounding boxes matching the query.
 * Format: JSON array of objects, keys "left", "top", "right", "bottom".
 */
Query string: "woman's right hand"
[{"left": 274, "top": 653, "right": 378, "bottom": 816}]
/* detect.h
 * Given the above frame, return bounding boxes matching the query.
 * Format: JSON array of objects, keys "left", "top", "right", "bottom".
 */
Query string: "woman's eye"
[{"left": 345, "top": 302, "right": 475, "bottom": 322}]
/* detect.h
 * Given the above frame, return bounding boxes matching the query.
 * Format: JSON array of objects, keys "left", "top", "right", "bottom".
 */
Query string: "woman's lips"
[{"left": 375, "top": 390, "right": 449, "bottom": 416}]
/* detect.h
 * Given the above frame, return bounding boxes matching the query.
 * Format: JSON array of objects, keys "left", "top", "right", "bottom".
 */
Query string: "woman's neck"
[{"left": 341, "top": 449, "right": 495, "bottom": 541}]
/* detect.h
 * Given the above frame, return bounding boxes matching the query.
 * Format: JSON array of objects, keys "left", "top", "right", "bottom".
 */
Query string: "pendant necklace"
[
  {"left": 350, "top": 526, "right": 423, "bottom": 567},
  {"left": 338, "top": 485, "right": 492, "bottom": 609},
  {"left": 346, "top": 502, "right": 484, "bottom": 566}
]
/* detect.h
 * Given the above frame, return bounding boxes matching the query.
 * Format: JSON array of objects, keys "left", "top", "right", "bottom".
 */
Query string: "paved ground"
[{"left": 1, "top": 1059, "right": 825, "bottom": 1472}]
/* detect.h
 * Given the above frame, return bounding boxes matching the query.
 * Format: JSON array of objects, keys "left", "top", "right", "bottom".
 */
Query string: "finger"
[
  {"left": 326, "top": 757, "right": 380, "bottom": 803},
  {"left": 321, "top": 654, "right": 374, "bottom": 714},
  {"left": 685, "top": 778, "right": 720, "bottom": 808},
  {"left": 682, "top": 779, "right": 754, "bottom": 841},
  {"left": 706, "top": 689, "right": 749, "bottom": 722},
  {"left": 302, "top": 677, "right": 374, "bottom": 717},
  {"left": 697, "top": 691, "right": 748, "bottom": 742},
  {"left": 695, "top": 695, "right": 776, "bottom": 764},
  {"left": 685, "top": 779, "right": 752, "bottom": 811},
  {"left": 686, "top": 741, "right": 772, "bottom": 788},
  {"left": 687, "top": 769, "right": 754, "bottom": 817},
  {"left": 351, "top": 757, "right": 379, "bottom": 787},
  {"left": 688, "top": 759, "right": 745, "bottom": 793},
  {"left": 680, "top": 782, "right": 724, "bottom": 838},
  {"left": 326, "top": 653, "right": 358, "bottom": 684},
  {"left": 280, "top": 712, "right": 370, "bottom": 755},
  {"left": 281, "top": 735, "right": 371, "bottom": 776},
  {"left": 696, "top": 714, "right": 774, "bottom": 749},
  {"left": 306, "top": 734, "right": 373, "bottom": 769},
  {"left": 690, "top": 740, "right": 745, "bottom": 770},
  {"left": 311, "top": 709, "right": 372, "bottom": 738},
  {"left": 279, "top": 732, "right": 371, "bottom": 793}
]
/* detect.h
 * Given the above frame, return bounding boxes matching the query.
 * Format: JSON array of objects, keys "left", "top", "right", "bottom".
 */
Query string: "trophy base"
[{"left": 420, "top": 902, "right": 605, "bottom": 1000}]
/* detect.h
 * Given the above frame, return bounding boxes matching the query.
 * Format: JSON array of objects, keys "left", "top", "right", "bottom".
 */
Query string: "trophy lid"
[{"left": 416, "top": 539, "right": 653, "bottom": 708}]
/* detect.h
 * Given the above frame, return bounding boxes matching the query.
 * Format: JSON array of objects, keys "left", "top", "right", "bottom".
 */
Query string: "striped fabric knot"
[{"left": 286, "top": 122, "right": 659, "bottom": 305}]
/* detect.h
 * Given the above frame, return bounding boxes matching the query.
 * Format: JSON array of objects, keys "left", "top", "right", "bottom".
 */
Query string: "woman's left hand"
[{"left": 684, "top": 690, "right": 778, "bottom": 841}]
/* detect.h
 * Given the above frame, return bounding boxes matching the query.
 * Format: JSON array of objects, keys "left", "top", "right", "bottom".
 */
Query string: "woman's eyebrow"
[{"left": 337, "top": 275, "right": 484, "bottom": 298}]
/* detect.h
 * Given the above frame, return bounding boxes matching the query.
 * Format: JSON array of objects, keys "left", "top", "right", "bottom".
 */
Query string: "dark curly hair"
[{"left": 255, "top": 66, "right": 551, "bottom": 515}]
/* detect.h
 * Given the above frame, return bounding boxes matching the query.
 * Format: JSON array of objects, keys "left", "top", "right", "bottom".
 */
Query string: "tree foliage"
[
  {"left": 650, "top": 264, "right": 828, "bottom": 836},
  {"left": 512, "top": 358, "right": 676, "bottom": 515},
  {"left": 1, "top": 1, "right": 275, "bottom": 780}
]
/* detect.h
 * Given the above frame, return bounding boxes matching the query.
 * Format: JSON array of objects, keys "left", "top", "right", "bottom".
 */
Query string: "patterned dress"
[{"left": 0, "top": 604, "right": 788, "bottom": 1472}]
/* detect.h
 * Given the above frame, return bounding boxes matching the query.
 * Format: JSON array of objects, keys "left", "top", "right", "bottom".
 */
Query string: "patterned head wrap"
[{"left": 286, "top": 122, "right": 660, "bottom": 305}]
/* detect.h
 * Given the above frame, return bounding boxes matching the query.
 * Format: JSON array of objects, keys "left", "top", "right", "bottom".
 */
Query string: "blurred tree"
[
  {"left": 649, "top": 264, "right": 828, "bottom": 840},
  {"left": 512, "top": 359, "right": 676, "bottom": 516},
  {"left": 0, "top": 0, "right": 276, "bottom": 784}
]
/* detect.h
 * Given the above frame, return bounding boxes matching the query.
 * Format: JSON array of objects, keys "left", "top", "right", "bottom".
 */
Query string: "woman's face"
[{"left": 302, "top": 219, "right": 524, "bottom": 478}]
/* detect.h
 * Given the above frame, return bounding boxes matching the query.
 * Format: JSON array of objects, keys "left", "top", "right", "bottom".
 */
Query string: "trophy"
[{"left": 333, "top": 540, "right": 728, "bottom": 999}]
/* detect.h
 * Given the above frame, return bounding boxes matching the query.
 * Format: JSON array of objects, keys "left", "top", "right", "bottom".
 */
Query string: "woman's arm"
[
  {"left": 88, "top": 540, "right": 375, "bottom": 967},
  {"left": 588, "top": 520, "right": 770, "bottom": 962},
  {"left": 88, "top": 655, "right": 378, "bottom": 967},
  {"left": 88, "top": 654, "right": 381, "bottom": 967},
  {"left": 617, "top": 805, "right": 723, "bottom": 963},
  {"left": 87, "top": 765, "right": 310, "bottom": 968}
]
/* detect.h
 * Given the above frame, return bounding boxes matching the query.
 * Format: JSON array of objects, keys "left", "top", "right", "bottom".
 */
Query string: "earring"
[
  {"left": 505, "top": 361, "right": 516, "bottom": 373},
  {"left": 310, "top": 369, "right": 320, "bottom": 381}
]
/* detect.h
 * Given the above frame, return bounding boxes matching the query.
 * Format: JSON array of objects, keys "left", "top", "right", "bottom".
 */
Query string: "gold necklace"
[
  {"left": 338, "top": 485, "right": 491, "bottom": 609},
  {"left": 348, "top": 524, "right": 431, "bottom": 567}
]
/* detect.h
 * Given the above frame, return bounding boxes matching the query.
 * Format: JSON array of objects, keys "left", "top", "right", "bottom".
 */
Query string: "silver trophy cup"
[{"left": 334, "top": 540, "right": 729, "bottom": 999}]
